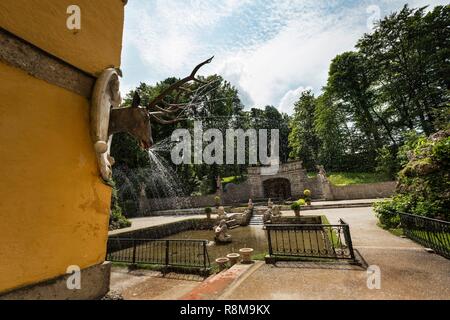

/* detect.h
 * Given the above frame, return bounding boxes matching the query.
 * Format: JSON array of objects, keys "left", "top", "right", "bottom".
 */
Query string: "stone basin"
[
  {"left": 215, "top": 257, "right": 230, "bottom": 271},
  {"left": 239, "top": 248, "right": 254, "bottom": 264},
  {"left": 226, "top": 253, "right": 241, "bottom": 266}
]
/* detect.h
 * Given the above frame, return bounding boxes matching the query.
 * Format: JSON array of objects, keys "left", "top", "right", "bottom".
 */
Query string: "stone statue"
[
  {"left": 267, "top": 198, "right": 273, "bottom": 209},
  {"left": 316, "top": 164, "right": 333, "bottom": 200},
  {"left": 216, "top": 206, "right": 227, "bottom": 220},
  {"left": 272, "top": 205, "right": 282, "bottom": 217},
  {"left": 216, "top": 175, "right": 223, "bottom": 192},
  {"left": 262, "top": 206, "right": 272, "bottom": 223},
  {"left": 316, "top": 165, "right": 327, "bottom": 179},
  {"left": 262, "top": 205, "right": 282, "bottom": 223},
  {"left": 248, "top": 199, "right": 254, "bottom": 210},
  {"left": 214, "top": 219, "right": 232, "bottom": 243}
]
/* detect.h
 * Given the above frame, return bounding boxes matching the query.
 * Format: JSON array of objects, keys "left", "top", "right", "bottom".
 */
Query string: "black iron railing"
[
  {"left": 400, "top": 213, "right": 450, "bottom": 259},
  {"left": 106, "top": 238, "right": 211, "bottom": 270},
  {"left": 266, "top": 219, "right": 355, "bottom": 261}
]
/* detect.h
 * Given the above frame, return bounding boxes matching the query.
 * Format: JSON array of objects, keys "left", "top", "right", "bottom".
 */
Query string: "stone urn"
[
  {"left": 226, "top": 253, "right": 241, "bottom": 266},
  {"left": 215, "top": 257, "right": 230, "bottom": 271},
  {"left": 239, "top": 248, "right": 254, "bottom": 264}
]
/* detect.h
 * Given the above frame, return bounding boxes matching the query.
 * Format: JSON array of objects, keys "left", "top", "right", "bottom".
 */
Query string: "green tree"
[
  {"left": 288, "top": 90, "right": 320, "bottom": 170},
  {"left": 357, "top": 5, "right": 450, "bottom": 135},
  {"left": 314, "top": 93, "right": 346, "bottom": 171}
]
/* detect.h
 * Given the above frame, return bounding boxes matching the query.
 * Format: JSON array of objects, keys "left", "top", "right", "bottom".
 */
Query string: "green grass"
[
  {"left": 377, "top": 222, "right": 404, "bottom": 237},
  {"left": 321, "top": 215, "right": 330, "bottom": 224},
  {"left": 320, "top": 215, "right": 341, "bottom": 247},
  {"left": 110, "top": 261, "right": 211, "bottom": 276},
  {"left": 405, "top": 229, "right": 450, "bottom": 251},
  {"left": 222, "top": 176, "right": 237, "bottom": 183},
  {"left": 327, "top": 172, "right": 390, "bottom": 186},
  {"left": 377, "top": 223, "right": 450, "bottom": 252},
  {"left": 221, "top": 175, "right": 247, "bottom": 184}
]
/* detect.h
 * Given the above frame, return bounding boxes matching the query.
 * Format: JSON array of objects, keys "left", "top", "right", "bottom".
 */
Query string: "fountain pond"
[{"left": 163, "top": 225, "right": 268, "bottom": 261}]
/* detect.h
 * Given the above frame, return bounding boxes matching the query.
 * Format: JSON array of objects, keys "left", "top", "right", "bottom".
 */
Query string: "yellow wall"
[
  {"left": 0, "top": 0, "right": 125, "bottom": 294},
  {"left": 0, "top": 62, "right": 112, "bottom": 293},
  {"left": 0, "top": 0, "right": 125, "bottom": 75}
]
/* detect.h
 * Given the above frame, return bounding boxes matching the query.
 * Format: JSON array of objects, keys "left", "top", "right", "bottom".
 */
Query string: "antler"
[{"left": 147, "top": 56, "right": 214, "bottom": 124}]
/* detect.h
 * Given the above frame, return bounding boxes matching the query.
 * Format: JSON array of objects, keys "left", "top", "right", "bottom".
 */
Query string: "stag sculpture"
[
  {"left": 108, "top": 56, "right": 214, "bottom": 150},
  {"left": 90, "top": 57, "right": 213, "bottom": 181}
]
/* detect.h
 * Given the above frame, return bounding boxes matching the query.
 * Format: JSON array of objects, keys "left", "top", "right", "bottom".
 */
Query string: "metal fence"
[
  {"left": 106, "top": 238, "right": 211, "bottom": 270},
  {"left": 400, "top": 213, "right": 450, "bottom": 259},
  {"left": 266, "top": 219, "right": 355, "bottom": 261}
]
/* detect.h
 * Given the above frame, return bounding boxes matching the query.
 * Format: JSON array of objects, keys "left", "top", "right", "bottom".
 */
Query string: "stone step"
[{"left": 249, "top": 216, "right": 264, "bottom": 225}]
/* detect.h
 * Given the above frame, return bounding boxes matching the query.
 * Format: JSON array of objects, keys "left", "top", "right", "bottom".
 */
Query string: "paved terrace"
[
  {"left": 219, "top": 207, "right": 450, "bottom": 300},
  {"left": 109, "top": 203, "right": 450, "bottom": 300}
]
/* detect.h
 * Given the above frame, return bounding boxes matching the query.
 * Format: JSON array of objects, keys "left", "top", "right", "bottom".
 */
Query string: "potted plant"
[
  {"left": 205, "top": 207, "right": 212, "bottom": 220},
  {"left": 303, "top": 189, "right": 312, "bottom": 205},
  {"left": 291, "top": 201, "right": 301, "bottom": 217},
  {"left": 214, "top": 195, "right": 221, "bottom": 209}
]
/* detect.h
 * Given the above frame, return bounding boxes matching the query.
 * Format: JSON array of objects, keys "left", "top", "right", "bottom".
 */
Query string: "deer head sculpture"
[{"left": 108, "top": 56, "right": 214, "bottom": 150}]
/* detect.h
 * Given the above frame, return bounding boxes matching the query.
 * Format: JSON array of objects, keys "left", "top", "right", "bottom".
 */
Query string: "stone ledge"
[
  {"left": 0, "top": 262, "right": 111, "bottom": 300},
  {"left": 179, "top": 262, "right": 262, "bottom": 300}
]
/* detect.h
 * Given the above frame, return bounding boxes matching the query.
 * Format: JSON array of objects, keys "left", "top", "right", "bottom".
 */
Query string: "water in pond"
[{"left": 163, "top": 226, "right": 268, "bottom": 261}]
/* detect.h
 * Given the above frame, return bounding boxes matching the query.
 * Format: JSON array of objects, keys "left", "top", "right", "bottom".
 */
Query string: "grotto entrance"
[{"left": 263, "top": 178, "right": 291, "bottom": 200}]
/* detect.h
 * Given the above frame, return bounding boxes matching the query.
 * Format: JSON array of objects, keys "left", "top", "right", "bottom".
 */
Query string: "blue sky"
[{"left": 121, "top": 0, "right": 447, "bottom": 114}]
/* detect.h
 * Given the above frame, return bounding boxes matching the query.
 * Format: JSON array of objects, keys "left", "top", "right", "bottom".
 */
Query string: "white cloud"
[
  {"left": 278, "top": 86, "right": 312, "bottom": 114},
  {"left": 214, "top": 5, "right": 366, "bottom": 112},
  {"left": 123, "top": 0, "right": 249, "bottom": 74},
  {"left": 121, "top": 0, "right": 450, "bottom": 114}
]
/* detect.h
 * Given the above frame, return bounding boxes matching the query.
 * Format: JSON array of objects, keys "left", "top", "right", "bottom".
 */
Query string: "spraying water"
[{"left": 146, "top": 146, "right": 192, "bottom": 211}]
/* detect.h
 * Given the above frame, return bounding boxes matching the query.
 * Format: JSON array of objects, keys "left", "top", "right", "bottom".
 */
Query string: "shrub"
[
  {"left": 373, "top": 130, "right": 450, "bottom": 225},
  {"left": 110, "top": 208, "right": 132, "bottom": 230},
  {"left": 297, "top": 199, "right": 306, "bottom": 206},
  {"left": 303, "top": 189, "right": 311, "bottom": 197},
  {"left": 373, "top": 199, "right": 401, "bottom": 229},
  {"left": 375, "top": 145, "right": 399, "bottom": 179},
  {"left": 109, "top": 184, "right": 132, "bottom": 230},
  {"left": 290, "top": 202, "right": 301, "bottom": 211},
  {"left": 204, "top": 206, "right": 212, "bottom": 219}
]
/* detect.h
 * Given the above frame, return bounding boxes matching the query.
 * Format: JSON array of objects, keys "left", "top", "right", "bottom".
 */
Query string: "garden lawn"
[{"left": 327, "top": 172, "right": 390, "bottom": 186}]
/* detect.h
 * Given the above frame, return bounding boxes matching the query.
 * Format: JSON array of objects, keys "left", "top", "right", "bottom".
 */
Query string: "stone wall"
[
  {"left": 248, "top": 161, "right": 310, "bottom": 199},
  {"left": 303, "top": 177, "right": 324, "bottom": 199},
  {"left": 146, "top": 182, "right": 251, "bottom": 212},
  {"left": 0, "top": 262, "right": 111, "bottom": 300},
  {"left": 330, "top": 181, "right": 396, "bottom": 200},
  {"left": 109, "top": 218, "right": 214, "bottom": 240},
  {"left": 270, "top": 216, "right": 322, "bottom": 224},
  {"left": 142, "top": 161, "right": 396, "bottom": 213}
]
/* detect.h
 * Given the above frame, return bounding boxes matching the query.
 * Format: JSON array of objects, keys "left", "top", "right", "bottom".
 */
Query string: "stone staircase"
[{"left": 249, "top": 214, "right": 264, "bottom": 226}]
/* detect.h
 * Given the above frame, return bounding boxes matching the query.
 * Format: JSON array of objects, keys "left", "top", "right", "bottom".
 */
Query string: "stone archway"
[{"left": 263, "top": 178, "right": 292, "bottom": 199}]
